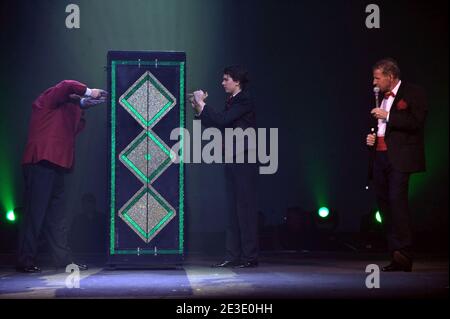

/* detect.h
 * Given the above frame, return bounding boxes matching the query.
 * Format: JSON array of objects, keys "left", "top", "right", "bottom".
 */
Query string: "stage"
[{"left": 0, "top": 252, "right": 447, "bottom": 299}]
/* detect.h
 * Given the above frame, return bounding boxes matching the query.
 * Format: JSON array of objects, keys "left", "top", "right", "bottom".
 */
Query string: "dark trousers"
[
  {"left": 224, "top": 158, "right": 259, "bottom": 262},
  {"left": 373, "top": 151, "right": 412, "bottom": 256},
  {"left": 17, "top": 161, "right": 72, "bottom": 267}
]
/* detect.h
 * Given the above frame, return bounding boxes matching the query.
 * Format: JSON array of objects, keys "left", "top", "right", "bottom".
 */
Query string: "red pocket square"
[{"left": 396, "top": 99, "right": 408, "bottom": 110}]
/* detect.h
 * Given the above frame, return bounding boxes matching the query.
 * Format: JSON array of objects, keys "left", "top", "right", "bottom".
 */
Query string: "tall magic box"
[{"left": 107, "top": 51, "right": 185, "bottom": 267}]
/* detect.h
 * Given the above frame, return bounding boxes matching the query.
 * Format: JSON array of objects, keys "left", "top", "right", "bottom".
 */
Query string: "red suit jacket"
[{"left": 22, "top": 80, "right": 88, "bottom": 169}]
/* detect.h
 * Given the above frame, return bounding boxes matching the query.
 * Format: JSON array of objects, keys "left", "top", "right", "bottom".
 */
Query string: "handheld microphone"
[
  {"left": 366, "top": 86, "right": 381, "bottom": 190},
  {"left": 373, "top": 86, "right": 380, "bottom": 108},
  {"left": 370, "top": 86, "right": 380, "bottom": 134}
]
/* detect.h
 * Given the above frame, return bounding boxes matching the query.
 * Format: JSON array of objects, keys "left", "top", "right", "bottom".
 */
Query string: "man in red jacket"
[{"left": 17, "top": 80, "right": 107, "bottom": 273}]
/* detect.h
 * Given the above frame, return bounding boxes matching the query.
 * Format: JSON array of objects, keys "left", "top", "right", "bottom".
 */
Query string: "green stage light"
[
  {"left": 318, "top": 207, "right": 329, "bottom": 218},
  {"left": 375, "top": 211, "right": 382, "bottom": 224},
  {"left": 6, "top": 210, "right": 16, "bottom": 222},
  {"left": 313, "top": 206, "right": 339, "bottom": 234}
]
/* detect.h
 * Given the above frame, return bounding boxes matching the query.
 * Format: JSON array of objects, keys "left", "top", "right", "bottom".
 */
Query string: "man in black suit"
[
  {"left": 366, "top": 58, "right": 427, "bottom": 272},
  {"left": 190, "top": 65, "right": 258, "bottom": 268}
]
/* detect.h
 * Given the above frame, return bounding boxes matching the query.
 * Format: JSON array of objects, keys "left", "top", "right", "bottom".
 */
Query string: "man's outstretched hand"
[
  {"left": 80, "top": 89, "right": 108, "bottom": 108},
  {"left": 90, "top": 89, "right": 108, "bottom": 99},
  {"left": 91, "top": 89, "right": 101, "bottom": 98},
  {"left": 188, "top": 90, "right": 208, "bottom": 115}
]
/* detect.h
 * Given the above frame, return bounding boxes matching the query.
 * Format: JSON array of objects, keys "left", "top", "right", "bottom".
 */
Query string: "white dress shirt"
[
  {"left": 377, "top": 80, "right": 401, "bottom": 137},
  {"left": 85, "top": 88, "right": 92, "bottom": 97}
]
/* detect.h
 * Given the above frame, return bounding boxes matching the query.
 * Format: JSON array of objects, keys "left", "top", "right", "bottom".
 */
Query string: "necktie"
[
  {"left": 384, "top": 91, "right": 396, "bottom": 99},
  {"left": 225, "top": 95, "right": 233, "bottom": 110}
]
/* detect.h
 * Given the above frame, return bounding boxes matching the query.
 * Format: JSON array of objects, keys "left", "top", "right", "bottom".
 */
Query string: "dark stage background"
[{"left": 0, "top": 0, "right": 448, "bottom": 256}]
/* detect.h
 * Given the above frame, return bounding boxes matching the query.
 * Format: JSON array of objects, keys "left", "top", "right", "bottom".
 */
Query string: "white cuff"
[
  {"left": 84, "top": 88, "right": 92, "bottom": 97},
  {"left": 386, "top": 112, "right": 390, "bottom": 122}
]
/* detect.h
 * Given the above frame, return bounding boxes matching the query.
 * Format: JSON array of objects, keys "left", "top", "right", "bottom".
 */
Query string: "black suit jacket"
[
  {"left": 369, "top": 82, "right": 427, "bottom": 177},
  {"left": 198, "top": 90, "right": 256, "bottom": 130}
]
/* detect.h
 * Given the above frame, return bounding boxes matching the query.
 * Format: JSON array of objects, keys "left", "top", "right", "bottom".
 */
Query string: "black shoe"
[
  {"left": 382, "top": 255, "right": 412, "bottom": 272},
  {"left": 381, "top": 262, "right": 411, "bottom": 272},
  {"left": 381, "top": 250, "right": 412, "bottom": 272},
  {"left": 381, "top": 262, "right": 404, "bottom": 272},
  {"left": 234, "top": 260, "right": 258, "bottom": 268},
  {"left": 392, "top": 250, "right": 412, "bottom": 272},
  {"left": 211, "top": 260, "right": 238, "bottom": 268},
  {"left": 16, "top": 265, "right": 41, "bottom": 273}
]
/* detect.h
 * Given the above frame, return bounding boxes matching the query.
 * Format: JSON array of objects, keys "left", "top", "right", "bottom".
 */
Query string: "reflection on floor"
[{"left": 0, "top": 252, "right": 448, "bottom": 299}]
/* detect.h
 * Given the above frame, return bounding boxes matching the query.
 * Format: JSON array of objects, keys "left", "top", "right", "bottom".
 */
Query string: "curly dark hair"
[{"left": 223, "top": 65, "right": 249, "bottom": 90}]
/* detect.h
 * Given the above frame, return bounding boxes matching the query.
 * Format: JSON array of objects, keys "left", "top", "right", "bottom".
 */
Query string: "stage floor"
[{"left": 0, "top": 252, "right": 447, "bottom": 299}]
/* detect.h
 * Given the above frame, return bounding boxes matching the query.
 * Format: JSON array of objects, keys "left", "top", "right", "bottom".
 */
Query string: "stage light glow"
[
  {"left": 6, "top": 210, "right": 16, "bottom": 222},
  {"left": 375, "top": 211, "right": 382, "bottom": 224},
  {"left": 318, "top": 207, "right": 329, "bottom": 218}
]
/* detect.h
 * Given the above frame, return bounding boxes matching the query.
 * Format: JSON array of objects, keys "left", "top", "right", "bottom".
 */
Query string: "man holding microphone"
[{"left": 366, "top": 58, "right": 427, "bottom": 272}]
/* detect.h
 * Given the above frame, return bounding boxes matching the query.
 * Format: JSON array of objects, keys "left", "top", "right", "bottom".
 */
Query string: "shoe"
[
  {"left": 16, "top": 265, "right": 41, "bottom": 273},
  {"left": 382, "top": 251, "right": 412, "bottom": 272},
  {"left": 234, "top": 260, "right": 258, "bottom": 268},
  {"left": 392, "top": 250, "right": 412, "bottom": 272},
  {"left": 393, "top": 250, "right": 412, "bottom": 271},
  {"left": 381, "top": 262, "right": 411, "bottom": 272},
  {"left": 211, "top": 260, "right": 239, "bottom": 268},
  {"left": 381, "top": 262, "right": 404, "bottom": 272}
]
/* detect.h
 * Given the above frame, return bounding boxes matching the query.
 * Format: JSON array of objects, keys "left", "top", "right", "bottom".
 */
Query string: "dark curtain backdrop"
[{"left": 0, "top": 0, "right": 448, "bottom": 253}]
